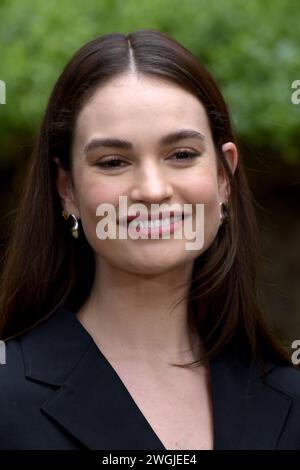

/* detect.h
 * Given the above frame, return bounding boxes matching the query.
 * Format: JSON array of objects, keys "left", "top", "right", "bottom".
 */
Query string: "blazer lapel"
[
  {"left": 21, "top": 307, "right": 165, "bottom": 450},
  {"left": 22, "top": 307, "right": 292, "bottom": 450},
  {"left": 41, "top": 340, "right": 166, "bottom": 450},
  {"left": 211, "top": 347, "right": 292, "bottom": 449}
]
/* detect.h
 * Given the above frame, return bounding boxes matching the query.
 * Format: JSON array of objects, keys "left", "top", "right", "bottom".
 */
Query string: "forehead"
[{"left": 73, "top": 74, "right": 212, "bottom": 147}]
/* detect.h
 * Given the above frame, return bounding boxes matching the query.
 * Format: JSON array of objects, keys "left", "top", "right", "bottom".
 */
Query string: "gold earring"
[
  {"left": 219, "top": 202, "right": 228, "bottom": 225},
  {"left": 62, "top": 210, "right": 80, "bottom": 239}
]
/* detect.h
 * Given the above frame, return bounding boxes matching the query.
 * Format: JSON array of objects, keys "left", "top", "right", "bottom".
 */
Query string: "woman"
[{"left": 0, "top": 29, "right": 299, "bottom": 451}]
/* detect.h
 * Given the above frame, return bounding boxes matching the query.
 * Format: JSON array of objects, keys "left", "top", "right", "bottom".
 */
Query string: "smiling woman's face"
[{"left": 56, "top": 73, "right": 237, "bottom": 275}]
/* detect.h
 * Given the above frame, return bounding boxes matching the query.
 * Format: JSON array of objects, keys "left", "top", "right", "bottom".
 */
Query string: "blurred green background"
[{"left": 0, "top": 0, "right": 299, "bottom": 342}]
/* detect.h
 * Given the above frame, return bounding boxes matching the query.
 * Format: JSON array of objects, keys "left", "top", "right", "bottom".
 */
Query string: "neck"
[{"left": 76, "top": 257, "right": 202, "bottom": 365}]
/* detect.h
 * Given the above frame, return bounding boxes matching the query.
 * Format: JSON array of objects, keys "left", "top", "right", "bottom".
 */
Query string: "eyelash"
[{"left": 95, "top": 150, "right": 200, "bottom": 169}]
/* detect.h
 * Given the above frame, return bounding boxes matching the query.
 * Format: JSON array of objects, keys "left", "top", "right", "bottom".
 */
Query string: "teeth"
[{"left": 130, "top": 215, "right": 182, "bottom": 229}]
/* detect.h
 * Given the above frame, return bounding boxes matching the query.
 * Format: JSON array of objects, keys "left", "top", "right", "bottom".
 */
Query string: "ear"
[
  {"left": 53, "top": 157, "right": 80, "bottom": 218},
  {"left": 218, "top": 142, "right": 238, "bottom": 201}
]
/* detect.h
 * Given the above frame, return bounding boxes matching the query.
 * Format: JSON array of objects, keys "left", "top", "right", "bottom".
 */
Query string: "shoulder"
[
  {"left": 0, "top": 306, "right": 91, "bottom": 385},
  {"left": 262, "top": 364, "right": 300, "bottom": 449},
  {"left": 264, "top": 362, "right": 300, "bottom": 399},
  {"left": 0, "top": 307, "right": 92, "bottom": 449},
  {"left": 0, "top": 336, "right": 51, "bottom": 449},
  {"left": 214, "top": 343, "right": 300, "bottom": 396},
  {"left": 0, "top": 336, "right": 25, "bottom": 397},
  {"left": 212, "top": 346, "right": 300, "bottom": 449}
]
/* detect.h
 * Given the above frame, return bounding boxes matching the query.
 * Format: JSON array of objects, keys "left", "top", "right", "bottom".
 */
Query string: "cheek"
[
  {"left": 74, "top": 172, "right": 122, "bottom": 243},
  {"left": 183, "top": 173, "right": 221, "bottom": 247},
  {"left": 74, "top": 167, "right": 122, "bottom": 213},
  {"left": 183, "top": 171, "right": 220, "bottom": 205}
]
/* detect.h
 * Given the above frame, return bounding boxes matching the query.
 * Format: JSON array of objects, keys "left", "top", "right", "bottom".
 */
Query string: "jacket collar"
[
  {"left": 210, "top": 345, "right": 291, "bottom": 449},
  {"left": 20, "top": 307, "right": 291, "bottom": 450},
  {"left": 21, "top": 307, "right": 166, "bottom": 450}
]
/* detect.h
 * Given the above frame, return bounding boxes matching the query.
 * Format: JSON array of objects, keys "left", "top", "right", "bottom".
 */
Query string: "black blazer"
[{"left": 1, "top": 306, "right": 300, "bottom": 450}]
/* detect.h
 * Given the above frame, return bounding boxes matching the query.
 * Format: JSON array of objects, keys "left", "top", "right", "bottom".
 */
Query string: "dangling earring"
[
  {"left": 219, "top": 202, "right": 228, "bottom": 225},
  {"left": 62, "top": 210, "right": 80, "bottom": 239}
]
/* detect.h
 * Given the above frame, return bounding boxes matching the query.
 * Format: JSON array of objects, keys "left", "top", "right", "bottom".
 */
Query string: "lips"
[{"left": 118, "top": 211, "right": 186, "bottom": 225}]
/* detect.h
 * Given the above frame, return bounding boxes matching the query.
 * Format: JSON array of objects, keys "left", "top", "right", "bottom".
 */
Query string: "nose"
[{"left": 130, "top": 161, "right": 173, "bottom": 203}]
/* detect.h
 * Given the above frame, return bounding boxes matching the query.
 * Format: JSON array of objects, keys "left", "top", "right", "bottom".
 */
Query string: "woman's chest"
[{"left": 111, "top": 361, "right": 214, "bottom": 450}]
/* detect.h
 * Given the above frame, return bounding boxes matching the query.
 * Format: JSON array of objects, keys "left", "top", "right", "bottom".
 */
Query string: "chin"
[{"left": 114, "top": 253, "right": 194, "bottom": 276}]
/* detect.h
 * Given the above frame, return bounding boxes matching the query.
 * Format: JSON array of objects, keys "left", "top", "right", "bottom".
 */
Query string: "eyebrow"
[{"left": 83, "top": 129, "right": 206, "bottom": 154}]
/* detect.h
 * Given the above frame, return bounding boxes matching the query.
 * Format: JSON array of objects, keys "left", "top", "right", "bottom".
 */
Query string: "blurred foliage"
[{"left": 0, "top": 0, "right": 300, "bottom": 168}]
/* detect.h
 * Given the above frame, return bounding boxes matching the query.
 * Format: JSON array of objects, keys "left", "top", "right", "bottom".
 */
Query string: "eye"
[
  {"left": 95, "top": 158, "right": 129, "bottom": 169},
  {"left": 95, "top": 149, "right": 200, "bottom": 170},
  {"left": 169, "top": 149, "right": 200, "bottom": 162}
]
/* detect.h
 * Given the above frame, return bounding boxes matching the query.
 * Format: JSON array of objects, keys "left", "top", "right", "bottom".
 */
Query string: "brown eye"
[
  {"left": 169, "top": 150, "right": 200, "bottom": 161},
  {"left": 96, "top": 158, "right": 128, "bottom": 169}
]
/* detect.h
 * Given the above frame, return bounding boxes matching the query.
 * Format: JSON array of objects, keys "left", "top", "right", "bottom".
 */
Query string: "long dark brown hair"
[{"left": 0, "top": 28, "right": 291, "bottom": 368}]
